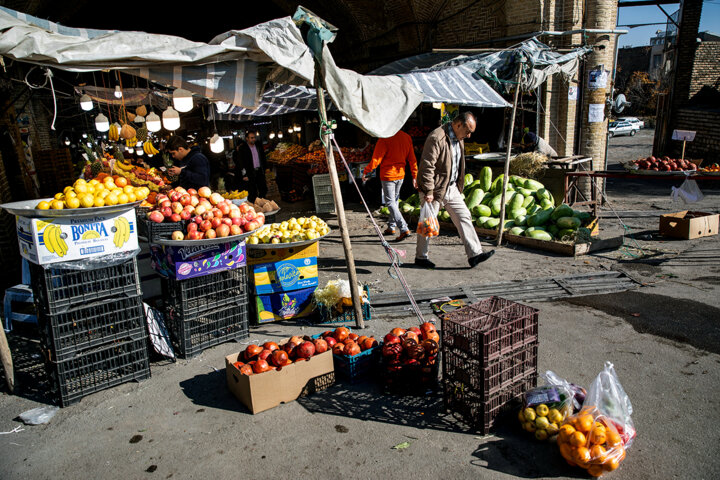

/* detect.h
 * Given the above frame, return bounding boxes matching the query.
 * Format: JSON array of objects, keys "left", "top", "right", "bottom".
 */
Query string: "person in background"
[
  {"left": 415, "top": 112, "right": 494, "bottom": 269},
  {"left": 166, "top": 136, "right": 210, "bottom": 190},
  {"left": 517, "top": 127, "right": 558, "bottom": 157},
  {"left": 235, "top": 131, "right": 268, "bottom": 202},
  {"left": 362, "top": 128, "right": 418, "bottom": 242}
]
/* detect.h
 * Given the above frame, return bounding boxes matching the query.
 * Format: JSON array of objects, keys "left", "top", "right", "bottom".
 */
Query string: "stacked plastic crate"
[
  {"left": 441, "top": 296, "right": 539, "bottom": 434},
  {"left": 30, "top": 258, "right": 150, "bottom": 407},
  {"left": 161, "top": 267, "right": 250, "bottom": 358},
  {"left": 312, "top": 174, "right": 335, "bottom": 214}
]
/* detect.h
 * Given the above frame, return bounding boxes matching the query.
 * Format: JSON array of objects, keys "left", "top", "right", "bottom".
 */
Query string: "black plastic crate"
[
  {"left": 162, "top": 267, "right": 249, "bottom": 318},
  {"left": 315, "top": 286, "right": 371, "bottom": 324},
  {"left": 45, "top": 335, "right": 151, "bottom": 407},
  {"left": 141, "top": 218, "right": 186, "bottom": 242},
  {"left": 29, "top": 258, "right": 141, "bottom": 314},
  {"left": 441, "top": 296, "right": 538, "bottom": 363},
  {"left": 443, "top": 342, "right": 538, "bottom": 399},
  {"left": 444, "top": 375, "right": 537, "bottom": 435},
  {"left": 38, "top": 295, "right": 147, "bottom": 362},
  {"left": 165, "top": 303, "right": 250, "bottom": 358}
]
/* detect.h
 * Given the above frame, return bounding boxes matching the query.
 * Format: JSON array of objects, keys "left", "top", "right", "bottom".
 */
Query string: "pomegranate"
[
  {"left": 422, "top": 339, "right": 439, "bottom": 356},
  {"left": 263, "top": 341, "right": 279, "bottom": 352},
  {"left": 390, "top": 327, "right": 406, "bottom": 337},
  {"left": 258, "top": 349, "right": 273, "bottom": 362},
  {"left": 382, "top": 343, "right": 402, "bottom": 360},
  {"left": 348, "top": 333, "right": 359, "bottom": 342},
  {"left": 344, "top": 342, "right": 361, "bottom": 357},
  {"left": 270, "top": 349, "right": 289, "bottom": 367},
  {"left": 360, "top": 337, "right": 378, "bottom": 351},
  {"left": 232, "top": 361, "right": 244, "bottom": 369},
  {"left": 296, "top": 341, "right": 316, "bottom": 359},
  {"left": 403, "top": 331, "right": 419, "bottom": 343},
  {"left": 332, "top": 343, "right": 346, "bottom": 355},
  {"left": 283, "top": 340, "right": 300, "bottom": 358},
  {"left": 407, "top": 326, "right": 422, "bottom": 337},
  {"left": 239, "top": 364, "right": 253, "bottom": 376},
  {"left": 244, "top": 344, "right": 263, "bottom": 361},
  {"left": 356, "top": 335, "right": 369, "bottom": 346},
  {"left": 325, "top": 336, "right": 337, "bottom": 348},
  {"left": 313, "top": 338, "right": 328, "bottom": 354},
  {"left": 333, "top": 327, "right": 350, "bottom": 342},
  {"left": 252, "top": 359, "right": 270, "bottom": 374},
  {"left": 424, "top": 331, "right": 440, "bottom": 343},
  {"left": 383, "top": 333, "right": 401, "bottom": 345},
  {"left": 402, "top": 338, "right": 417, "bottom": 352},
  {"left": 321, "top": 330, "right": 334, "bottom": 338}
]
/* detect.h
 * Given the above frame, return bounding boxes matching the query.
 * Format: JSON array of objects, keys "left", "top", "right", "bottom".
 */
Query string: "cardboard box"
[
  {"left": 225, "top": 347, "right": 334, "bottom": 414},
  {"left": 16, "top": 209, "right": 139, "bottom": 265},
  {"left": 150, "top": 240, "right": 246, "bottom": 280},
  {"left": 252, "top": 256, "right": 318, "bottom": 294},
  {"left": 246, "top": 242, "right": 319, "bottom": 266},
  {"left": 659, "top": 211, "right": 719, "bottom": 239},
  {"left": 255, "top": 286, "right": 317, "bottom": 324}
]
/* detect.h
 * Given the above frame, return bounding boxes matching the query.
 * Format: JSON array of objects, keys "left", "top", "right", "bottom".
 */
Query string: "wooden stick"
[
  {"left": 496, "top": 59, "right": 524, "bottom": 246},
  {"left": 0, "top": 326, "right": 14, "bottom": 393},
  {"left": 315, "top": 84, "right": 365, "bottom": 329},
  {"left": 681, "top": 140, "right": 686, "bottom": 161}
]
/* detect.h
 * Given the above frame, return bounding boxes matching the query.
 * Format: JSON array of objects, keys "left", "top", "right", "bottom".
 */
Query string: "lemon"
[
  {"left": 93, "top": 196, "right": 105, "bottom": 207},
  {"left": 117, "top": 193, "right": 129, "bottom": 204},
  {"left": 80, "top": 194, "right": 95, "bottom": 208},
  {"left": 50, "top": 199, "right": 64, "bottom": 210},
  {"left": 65, "top": 190, "right": 77, "bottom": 199},
  {"left": 74, "top": 183, "right": 88, "bottom": 194},
  {"left": 546, "top": 423, "right": 559, "bottom": 436},
  {"left": 63, "top": 186, "right": 74, "bottom": 194},
  {"left": 37, "top": 201, "right": 51, "bottom": 210},
  {"left": 89, "top": 179, "right": 99, "bottom": 185},
  {"left": 247, "top": 236, "right": 259, "bottom": 245},
  {"left": 54, "top": 192, "right": 65, "bottom": 200},
  {"left": 74, "top": 179, "right": 87, "bottom": 187},
  {"left": 94, "top": 183, "right": 105, "bottom": 192},
  {"left": 98, "top": 190, "right": 110, "bottom": 199},
  {"left": 126, "top": 192, "right": 137, "bottom": 203},
  {"left": 523, "top": 421, "right": 536, "bottom": 433},
  {"left": 518, "top": 410, "right": 526, "bottom": 423},
  {"left": 123, "top": 185, "right": 134, "bottom": 194},
  {"left": 65, "top": 196, "right": 80, "bottom": 209},
  {"left": 105, "top": 194, "right": 119, "bottom": 206}
]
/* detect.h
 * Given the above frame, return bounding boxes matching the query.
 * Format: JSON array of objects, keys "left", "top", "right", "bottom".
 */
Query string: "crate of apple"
[{"left": 147, "top": 186, "right": 265, "bottom": 240}]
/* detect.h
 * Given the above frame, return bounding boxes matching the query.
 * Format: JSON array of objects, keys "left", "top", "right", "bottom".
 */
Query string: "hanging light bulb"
[
  {"left": 86, "top": 142, "right": 92, "bottom": 148},
  {"left": 136, "top": 141, "right": 143, "bottom": 147},
  {"left": 210, "top": 133, "right": 224, "bottom": 153},
  {"left": 146, "top": 112, "right": 161, "bottom": 132},
  {"left": 64, "top": 137, "right": 71, "bottom": 146},
  {"left": 95, "top": 113, "right": 109, "bottom": 132},
  {"left": 269, "top": 132, "right": 276, "bottom": 139},
  {"left": 341, "top": 115, "right": 347, "bottom": 121},
  {"left": 432, "top": 102, "right": 442, "bottom": 109},
  {"left": 278, "top": 132, "right": 283, "bottom": 139},
  {"left": 80, "top": 94, "right": 93, "bottom": 111},
  {"left": 82, "top": 133, "right": 88, "bottom": 139},
  {"left": 134, "top": 115, "right": 145, "bottom": 123},
  {"left": 294, "top": 125, "right": 301, "bottom": 132},
  {"left": 288, "top": 127, "right": 293, "bottom": 134},
  {"left": 172, "top": 88, "right": 193, "bottom": 112},
  {"left": 114, "top": 85, "right": 122, "bottom": 98},
  {"left": 136, "top": 148, "right": 144, "bottom": 156},
  {"left": 162, "top": 107, "right": 180, "bottom": 131}
]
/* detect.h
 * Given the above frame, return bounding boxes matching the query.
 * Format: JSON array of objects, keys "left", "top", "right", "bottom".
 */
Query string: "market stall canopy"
[
  {"left": 0, "top": 6, "right": 423, "bottom": 138},
  {"left": 372, "top": 38, "right": 592, "bottom": 95},
  {"left": 215, "top": 83, "right": 328, "bottom": 120}
]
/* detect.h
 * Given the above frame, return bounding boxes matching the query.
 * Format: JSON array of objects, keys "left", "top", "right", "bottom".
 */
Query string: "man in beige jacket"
[{"left": 415, "top": 112, "right": 494, "bottom": 269}]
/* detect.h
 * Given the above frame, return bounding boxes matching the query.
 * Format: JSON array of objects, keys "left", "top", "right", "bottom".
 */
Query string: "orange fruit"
[
  {"left": 559, "top": 443, "right": 574, "bottom": 463},
  {"left": 115, "top": 176, "right": 128, "bottom": 187},
  {"left": 605, "top": 429, "right": 622, "bottom": 447},
  {"left": 590, "top": 444, "right": 607, "bottom": 463},
  {"left": 576, "top": 414, "right": 594, "bottom": 433},
  {"left": 574, "top": 446, "right": 591, "bottom": 466},
  {"left": 590, "top": 426, "right": 607, "bottom": 445},
  {"left": 558, "top": 424, "right": 576, "bottom": 443},
  {"left": 587, "top": 464, "right": 605, "bottom": 477},
  {"left": 569, "top": 431, "right": 587, "bottom": 447},
  {"left": 604, "top": 456, "right": 620, "bottom": 472}
]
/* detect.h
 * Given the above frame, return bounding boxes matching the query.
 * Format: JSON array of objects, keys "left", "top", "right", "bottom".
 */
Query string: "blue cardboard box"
[
  {"left": 255, "top": 286, "right": 317, "bottom": 324},
  {"left": 251, "top": 256, "right": 318, "bottom": 294}
]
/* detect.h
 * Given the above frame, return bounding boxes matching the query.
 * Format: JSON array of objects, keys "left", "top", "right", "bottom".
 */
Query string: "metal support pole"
[
  {"left": 315, "top": 85, "right": 365, "bottom": 329},
  {"left": 496, "top": 61, "right": 524, "bottom": 246}
]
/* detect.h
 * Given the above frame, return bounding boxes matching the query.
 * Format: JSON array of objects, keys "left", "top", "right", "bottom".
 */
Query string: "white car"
[
  {"left": 618, "top": 117, "right": 644, "bottom": 129},
  {"left": 608, "top": 121, "right": 638, "bottom": 137}
]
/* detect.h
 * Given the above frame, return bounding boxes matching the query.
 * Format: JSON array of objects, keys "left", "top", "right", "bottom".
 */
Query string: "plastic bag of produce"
[
  {"left": 518, "top": 383, "right": 574, "bottom": 441},
  {"left": 542, "top": 370, "right": 587, "bottom": 411},
  {"left": 416, "top": 201, "right": 439, "bottom": 238},
  {"left": 557, "top": 362, "right": 635, "bottom": 477}
]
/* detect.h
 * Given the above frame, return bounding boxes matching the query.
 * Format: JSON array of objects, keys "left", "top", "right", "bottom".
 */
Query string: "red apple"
[
  {"left": 211, "top": 217, "right": 222, "bottom": 229},
  {"left": 218, "top": 202, "right": 231, "bottom": 216},
  {"left": 161, "top": 206, "right": 173, "bottom": 218},
  {"left": 210, "top": 192, "right": 224, "bottom": 205},
  {"left": 170, "top": 213, "right": 182, "bottom": 222},
  {"left": 222, "top": 218, "right": 232, "bottom": 226},
  {"left": 169, "top": 191, "right": 181, "bottom": 202},
  {"left": 244, "top": 220, "right": 260, "bottom": 232},
  {"left": 160, "top": 199, "right": 171, "bottom": 209},
  {"left": 171, "top": 231, "right": 184, "bottom": 240},
  {"left": 193, "top": 205, "right": 207, "bottom": 216},
  {"left": 179, "top": 194, "right": 191, "bottom": 206},
  {"left": 229, "top": 209, "right": 241, "bottom": 219},
  {"left": 148, "top": 210, "right": 164, "bottom": 223},
  {"left": 204, "top": 229, "right": 216, "bottom": 239},
  {"left": 239, "top": 203, "right": 252, "bottom": 214},
  {"left": 202, "top": 212, "right": 214, "bottom": 221},
  {"left": 187, "top": 222, "right": 198, "bottom": 233},
  {"left": 193, "top": 215, "right": 203, "bottom": 225},
  {"left": 188, "top": 231, "right": 203, "bottom": 240},
  {"left": 180, "top": 210, "right": 192, "bottom": 221},
  {"left": 230, "top": 225, "right": 242, "bottom": 236},
  {"left": 198, "top": 186, "right": 212, "bottom": 198},
  {"left": 216, "top": 224, "right": 230, "bottom": 237},
  {"left": 212, "top": 208, "right": 223, "bottom": 218},
  {"left": 190, "top": 196, "right": 199, "bottom": 207},
  {"left": 231, "top": 216, "right": 243, "bottom": 226},
  {"left": 187, "top": 188, "right": 197, "bottom": 196},
  {"left": 200, "top": 220, "right": 212, "bottom": 232}
]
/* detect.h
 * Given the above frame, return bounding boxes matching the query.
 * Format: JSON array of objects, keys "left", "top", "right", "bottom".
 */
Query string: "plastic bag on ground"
[
  {"left": 542, "top": 370, "right": 588, "bottom": 411},
  {"left": 19, "top": 406, "right": 59, "bottom": 425},
  {"left": 518, "top": 372, "right": 575, "bottom": 442},
  {"left": 416, "top": 201, "right": 439, "bottom": 238},
  {"left": 671, "top": 175, "right": 703, "bottom": 204}
]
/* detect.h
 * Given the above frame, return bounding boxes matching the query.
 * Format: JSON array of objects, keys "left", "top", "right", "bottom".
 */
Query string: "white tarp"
[{"left": 0, "top": 7, "right": 423, "bottom": 138}]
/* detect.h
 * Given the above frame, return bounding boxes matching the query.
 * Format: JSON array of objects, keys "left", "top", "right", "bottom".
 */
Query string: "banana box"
[
  {"left": 150, "top": 240, "right": 246, "bottom": 280},
  {"left": 246, "top": 242, "right": 319, "bottom": 266},
  {"left": 255, "top": 286, "right": 317, "bottom": 324},
  {"left": 16, "top": 209, "right": 138, "bottom": 265},
  {"left": 251, "top": 256, "right": 318, "bottom": 294}
]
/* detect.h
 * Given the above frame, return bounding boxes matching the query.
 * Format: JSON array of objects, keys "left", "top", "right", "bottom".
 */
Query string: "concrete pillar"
[{"left": 578, "top": 0, "right": 618, "bottom": 200}]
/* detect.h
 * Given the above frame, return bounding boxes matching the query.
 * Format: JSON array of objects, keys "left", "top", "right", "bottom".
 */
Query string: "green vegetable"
[
  {"left": 472, "top": 204, "right": 492, "bottom": 218},
  {"left": 526, "top": 204, "right": 541, "bottom": 215},
  {"left": 476, "top": 216, "right": 490, "bottom": 228},
  {"left": 517, "top": 187, "right": 535, "bottom": 197},
  {"left": 412, "top": 206, "right": 421, "bottom": 217},
  {"left": 379, "top": 206, "right": 390, "bottom": 215},
  {"left": 527, "top": 230, "right": 553, "bottom": 241},
  {"left": 438, "top": 210, "right": 451, "bottom": 222},
  {"left": 525, "top": 226, "right": 546, "bottom": 234},
  {"left": 556, "top": 216, "right": 582, "bottom": 229},
  {"left": 548, "top": 224, "right": 559, "bottom": 236},
  {"left": 463, "top": 180, "right": 481, "bottom": 195},
  {"left": 406, "top": 193, "right": 420, "bottom": 207},
  {"left": 503, "top": 219, "right": 515, "bottom": 230},
  {"left": 401, "top": 203, "right": 414, "bottom": 214},
  {"left": 509, "top": 207, "right": 527, "bottom": 221},
  {"left": 465, "top": 188, "right": 485, "bottom": 210},
  {"left": 484, "top": 217, "right": 500, "bottom": 229},
  {"left": 514, "top": 214, "right": 528, "bottom": 226},
  {"left": 522, "top": 196, "right": 536, "bottom": 209},
  {"left": 490, "top": 174, "right": 504, "bottom": 194},
  {"left": 540, "top": 198, "right": 555, "bottom": 210},
  {"left": 557, "top": 228, "right": 577, "bottom": 240},
  {"left": 527, "top": 209, "right": 553, "bottom": 227},
  {"left": 479, "top": 166, "right": 492, "bottom": 192},
  {"left": 509, "top": 226, "right": 526, "bottom": 236},
  {"left": 573, "top": 211, "right": 592, "bottom": 222},
  {"left": 509, "top": 192, "right": 525, "bottom": 211},
  {"left": 464, "top": 173, "right": 474, "bottom": 188},
  {"left": 524, "top": 179, "right": 544, "bottom": 191}
]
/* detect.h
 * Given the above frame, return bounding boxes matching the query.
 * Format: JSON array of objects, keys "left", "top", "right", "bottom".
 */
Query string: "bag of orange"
[
  {"left": 416, "top": 201, "right": 439, "bottom": 238},
  {"left": 557, "top": 362, "right": 635, "bottom": 477}
]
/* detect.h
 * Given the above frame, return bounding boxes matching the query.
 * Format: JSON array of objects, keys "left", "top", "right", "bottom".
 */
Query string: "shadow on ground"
[
  {"left": 565, "top": 290, "right": 720, "bottom": 355},
  {"left": 179, "top": 369, "right": 250, "bottom": 414}
]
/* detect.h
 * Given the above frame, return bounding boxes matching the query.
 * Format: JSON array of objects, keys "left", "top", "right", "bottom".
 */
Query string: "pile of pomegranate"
[
  {"left": 233, "top": 335, "right": 330, "bottom": 375},
  {"left": 381, "top": 322, "right": 440, "bottom": 379},
  {"left": 146, "top": 186, "right": 264, "bottom": 240},
  {"left": 317, "top": 327, "right": 379, "bottom": 357},
  {"left": 632, "top": 155, "right": 697, "bottom": 172}
]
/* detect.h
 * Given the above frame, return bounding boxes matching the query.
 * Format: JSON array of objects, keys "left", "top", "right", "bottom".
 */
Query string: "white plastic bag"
[
  {"left": 585, "top": 361, "right": 635, "bottom": 448},
  {"left": 19, "top": 406, "right": 59, "bottom": 425},
  {"left": 416, "top": 202, "right": 439, "bottom": 238},
  {"left": 671, "top": 175, "right": 703, "bottom": 204}
]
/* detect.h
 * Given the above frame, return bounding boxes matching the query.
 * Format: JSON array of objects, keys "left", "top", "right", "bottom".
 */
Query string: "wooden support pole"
[
  {"left": 0, "top": 326, "right": 14, "bottom": 393},
  {"left": 496, "top": 60, "right": 524, "bottom": 246},
  {"left": 315, "top": 85, "right": 365, "bottom": 329}
]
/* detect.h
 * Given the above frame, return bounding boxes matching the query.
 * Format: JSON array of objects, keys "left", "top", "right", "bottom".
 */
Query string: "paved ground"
[{"left": 1, "top": 128, "right": 719, "bottom": 479}]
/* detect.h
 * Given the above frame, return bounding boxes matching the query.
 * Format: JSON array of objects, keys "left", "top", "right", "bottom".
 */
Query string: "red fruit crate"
[{"left": 440, "top": 296, "right": 538, "bottom": 363}]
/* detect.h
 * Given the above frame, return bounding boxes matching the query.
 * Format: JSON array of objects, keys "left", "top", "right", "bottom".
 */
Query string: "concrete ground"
[{"left": 1, "top": 128, "right": 719, "bottom": 479}]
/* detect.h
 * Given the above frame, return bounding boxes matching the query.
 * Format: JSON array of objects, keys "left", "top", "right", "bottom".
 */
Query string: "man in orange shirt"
[{"left": 362, "top": 129, "right": 418, "bottom": 241}]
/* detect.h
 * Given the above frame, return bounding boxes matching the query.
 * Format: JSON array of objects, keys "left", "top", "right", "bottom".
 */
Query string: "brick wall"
[
  {"left": 689, "top": 41, "right": 720, "bottom": 97},
  {"left": 672, "top": 108, "right": 720, "bottom": 164}
]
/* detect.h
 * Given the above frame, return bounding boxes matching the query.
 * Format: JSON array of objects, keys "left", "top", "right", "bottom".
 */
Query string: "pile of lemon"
[
  {"left": 36, "top": 178, "right": 149, "bottom": 210},
  {"left": 246, "top": 216, "right": 330, "bottom": 245},
  {"left": 222, "top": 190, "right": 248, "bottom": 200}
]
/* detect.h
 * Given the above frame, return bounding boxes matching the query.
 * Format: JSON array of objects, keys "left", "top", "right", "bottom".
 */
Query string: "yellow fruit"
[
  {"left": 135, "top": 189, "right": 147, "bottom": 200},
  {"left": 535, "top": 416, "right": 550, "bottom": 430},
  {"left": 65, "top": 190, "right": 77, "bottom": 199},
  {"left": 590, "top": 426, "right": 607, "bottom": 445},
  {"left": 50, "top": 199, "right": 64, "bottom": 210},
  {"left": 98, "top": 190, "right": 110, "bottom": 199},
  {"left": 535, "top": 404, "right": 549, "bottom": 417},
  {"left": 112, "top": 188, "right": 123, "bottom": 196},
  {"left": 523, "top": 421, "right": 536, "bottom": 433},
  {"left": 89, "top": 179, "right": 99, "bottom": 185},
  {"left": 546, "top": 423, "right": 559, "bottom": 436},
  {"left": 574, "top": 446, "right": 591, "bottom": 466},
  {"left": 93, "top": 196, "right": 105, "bottom": 207},
  {"left": 548, "top": 408, "right": 564, "bottom": 424},
  {"left": 80, "top": 194, "right": 95, "bottom": 208},
  {"left": 54, "top": 192, "right": 65, "bottom": 200},
  {"left": 37, "top": 201, "right": 51, "bottom": 210},
  {"left": 123, "top": 185, "right": 134, "bottom": 194},
  {"left": 590, "top": 444, "right": 607, "bottom": 463},
  {"left": 63, "top": 186, "right": 74, "bottom": 194},
  {"left": 117, "top": 193, "right": 129, "bottom": 204},
  {"left": 534, "top": 429, "right": 548, "bottom": 441},
  {"left": 74, "top": 183, "right": 88, "bottom": 194},
  {"left": 94, "top": 183, "right": 105, "bottom": 192},
  {"left": 605, "top": 429, "right": 622, "bottom": 447},
  {"left": 569, "top": 431, "right": 587, "bottom": 447},
  {"left": 518, "top": 410, "right": 526, "bottom": 423},
  {"left": 105, "top": 194, "right": 119, "bottom": 206},
  {"left": 65, "top": 197, "right": 80, "bottom": 209},
  {"left": 587, "top": 464, "right": 605, "bottom": 477},
  {"left": 126, "top": 192, "right": 137, "bottom": 203}
]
